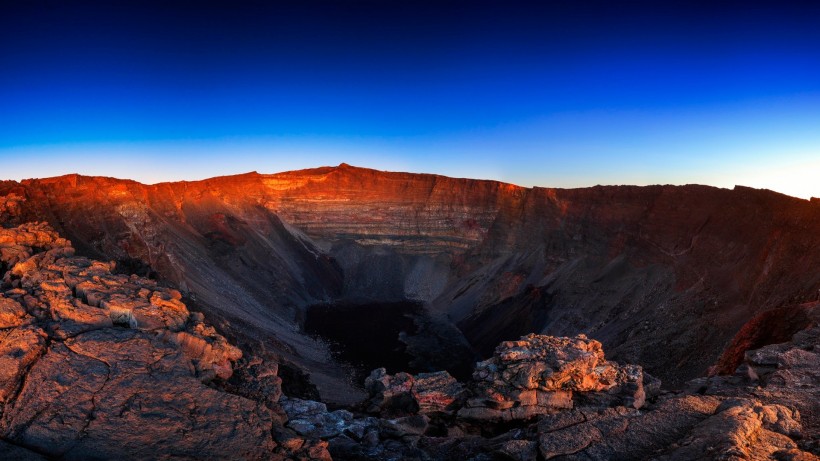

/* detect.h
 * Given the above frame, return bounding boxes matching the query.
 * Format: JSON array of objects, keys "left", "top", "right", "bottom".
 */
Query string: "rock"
[
  {"left": 460, "top": 334, "right": 645, "bottom": 421},
  {"left": 494, "top": 439, "right": 538, "bottom": 461},
  {"left": 0, "top": 329, "right": 275, "bottom": 460},
  {"left": 224, "top": 356, "right": 284, "bottom": 410},
  {"left": 327, "top": 434, "right": 366, "bottom": 459},
  {"left": 271, "top": 425, "right": 333, "bottom": 461},
  {"left": 341, "top": 416, "right": 380, "bottom": 441},
  {"left": 303, "top": 440, "right": 333, "bottom": 461},
  {"left": 0, "top": 222, "right": 68, "bottom": 252},
  {"left": 691, "top": 323, "right": 820, "bottom": 450},
  {"left": 380, "top": 414, "right": 430, "bottom": 437},
  {"left": 0, "top": 325, "right": 47, "bottom": 403},
  {"left": 365, "top": 368, "right": 417, "bottom": 414},
  {"left": 758, "top": 403, "right": 803, "bottom": 438},
  {"left": 643, "top": 370, "right": 663, "bottom": 399},
  {"left": 0, "top": 223, "right": 280, "bottom": 459},
  {"left": 365, "top": 368, "right": 465, "bottom": 415},
  {"left": 0, "top": 296, "right": 26, "bottom": 328},
  {"left": 537, "top": 395, "right": 717, "bottom": 459},
  {"left": 412, "top": 370, "right": 466, "bottom": 413},
  {"left": 656, "top": 399, "right": 807, "bottom": 461},
  {"left": 159, "top": 329, "right": 242, "bottom": 381},
  {"left": 0, "top": 192, "right": 24, "bottom": 223},
  {"left": 280, "top": 397, "right": 356, "bottom": 439},
  {"left": 41, "top": 283, "right": 114, "bottom": 339},
  {"left": 539, "top": 417, "right": 604, "bottom": 459}
]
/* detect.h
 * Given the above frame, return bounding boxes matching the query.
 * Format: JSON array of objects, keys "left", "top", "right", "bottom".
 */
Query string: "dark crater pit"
[{"left": 305, "top": 301, "right": 423, "bottom": 383}]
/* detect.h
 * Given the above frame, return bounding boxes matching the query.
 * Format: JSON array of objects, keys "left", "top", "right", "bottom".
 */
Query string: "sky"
[{"left": 1, "top": 1, "right": 819, "bottom": 199}]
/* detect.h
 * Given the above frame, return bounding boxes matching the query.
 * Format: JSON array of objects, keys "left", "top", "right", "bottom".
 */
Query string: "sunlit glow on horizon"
[
  {"left": 1, "top": 136, "right": 817, "bottom": 200},
  {"left": 2, "top": 2, "right": 819, "bottom": 200}
]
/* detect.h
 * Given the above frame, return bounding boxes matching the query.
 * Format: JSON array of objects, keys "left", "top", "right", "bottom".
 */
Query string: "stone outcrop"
[
  {"left": 0, "top": 223, "right": 278, "bottom": 459},
  {"left": 534, "top": 394, "right": 813, "bottom": 460},
  {"left": 339, "top": 330, "right": 817, "bottom": 460},
  {"left": 458, "top": 334, "right": 645, "bottom": 422},
  {"left": 364, "top": 368, "right": 465, "bottom": 415},
  {"left": 0, "top": 192, "right": 24, "bottom": 223},
  {"left": 364, "top": 334, "right": 646, "bottom": 424},
  {"left": 686, "top": 318, "right": 820, "bottom": 456}
]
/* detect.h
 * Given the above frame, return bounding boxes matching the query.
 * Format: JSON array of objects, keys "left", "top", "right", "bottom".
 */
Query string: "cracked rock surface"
[{"left": 0, "top": 223, "right": 275, "bottom": 459}]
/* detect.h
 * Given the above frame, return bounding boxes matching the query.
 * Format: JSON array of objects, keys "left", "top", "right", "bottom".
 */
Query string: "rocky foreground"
[{"left": 0, "top": 222, "right": 818, "bottom": 460}]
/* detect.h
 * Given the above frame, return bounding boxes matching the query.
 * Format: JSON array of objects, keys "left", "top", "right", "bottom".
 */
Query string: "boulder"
[
  {"left": 365, "top": 368, "right": 465, "bottom": 415},
  {"left": 656, "top": 399, "right": 806, "bottom": 461},
  {"left": 280, "top": 397, "right": 357, "bottom": 439},
  {"left": 0, "top": 296, "right": 26, "bottom": 328},
  {"left": 224, "top": 356, "right": 284, "bottom": 410},
  {"left": 412, "top": 371, "right": 466, "bottom": 414},
  {"left": 364, "top": 368, "right": 416, "bottom": 414},
  {"left": 460, "top": 334, "right": 646, "bottom": 422}
]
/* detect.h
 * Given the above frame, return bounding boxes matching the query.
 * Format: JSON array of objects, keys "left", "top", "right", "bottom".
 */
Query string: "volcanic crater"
[{"left": 0, "top": 164, "right": 818, "bottom": 460}]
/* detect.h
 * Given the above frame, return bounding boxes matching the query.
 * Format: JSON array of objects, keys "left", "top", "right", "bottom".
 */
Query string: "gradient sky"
[{"left": 1, "top": 1, "right": 819, "bottom": 198}]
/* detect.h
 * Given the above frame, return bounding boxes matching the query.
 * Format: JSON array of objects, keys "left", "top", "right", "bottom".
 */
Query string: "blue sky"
[{"left": 1, "top": 1, "right": 819, "bottom": 198}]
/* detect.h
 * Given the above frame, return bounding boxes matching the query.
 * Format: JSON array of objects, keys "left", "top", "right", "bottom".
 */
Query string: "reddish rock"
[
  {"left": 412, "top": 371, "right": 466, "bottom": 414},
  {"left": 687, "top": 321, "right": 820, "bottom": 448},
  {"left": 0, "top": 326, "right": 46, "bottom": 403},
  {"left": 1, "top": 330, "right": 275, "bottom": 460},
  {"left": 364, "top": 368, "right": 416, "bottom": 414},
  {"left": 656, "top": 399, "right": 808, "bottom": 461},
  {"left": 365, "top": 368, "right": 465, "bottom": 415},
  {"left": 0, "top": 223, "right": 278, "bottom": 459},
  {"left": 712, "top": 303, "right": 818, "bottom": 376},
  {"left": 460, "top": 334, "right": 645, "bottom": 422},
  {"left": 0, "top": 296, "right": 26, "bottom": 328}
]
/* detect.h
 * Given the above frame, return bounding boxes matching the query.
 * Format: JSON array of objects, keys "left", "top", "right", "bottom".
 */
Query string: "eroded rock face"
[
  {"left": 0, "top": 223, "right": 277, "bottom": 459},
  {"left": 340, "top": 330, "right": 818, "bottom": 460},
  {"left": 458, "top": 334, "right": 645, "bottom": 422},
  {"left": 365, "top": 334, "right": 646, "bottom": 424},
  {"left": 687, "top": 317, "right": 820, "bottom": 456},
  {"left": 364, "top": 368, "right": 465, "bottom": 416},
  {"left": 0, "top": 192, "right": 24, "bottom": 224}
]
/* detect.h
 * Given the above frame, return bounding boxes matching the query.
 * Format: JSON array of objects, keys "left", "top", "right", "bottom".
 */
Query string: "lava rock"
[
  {"left": 281, "top": 397, "right": 355, "bottom": 439},
  {"left": 365, "top": 367, "right": 465, "bottom": 415},
  {"left": 460, "top": 333, "right": 646, "bottom": 422}
]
